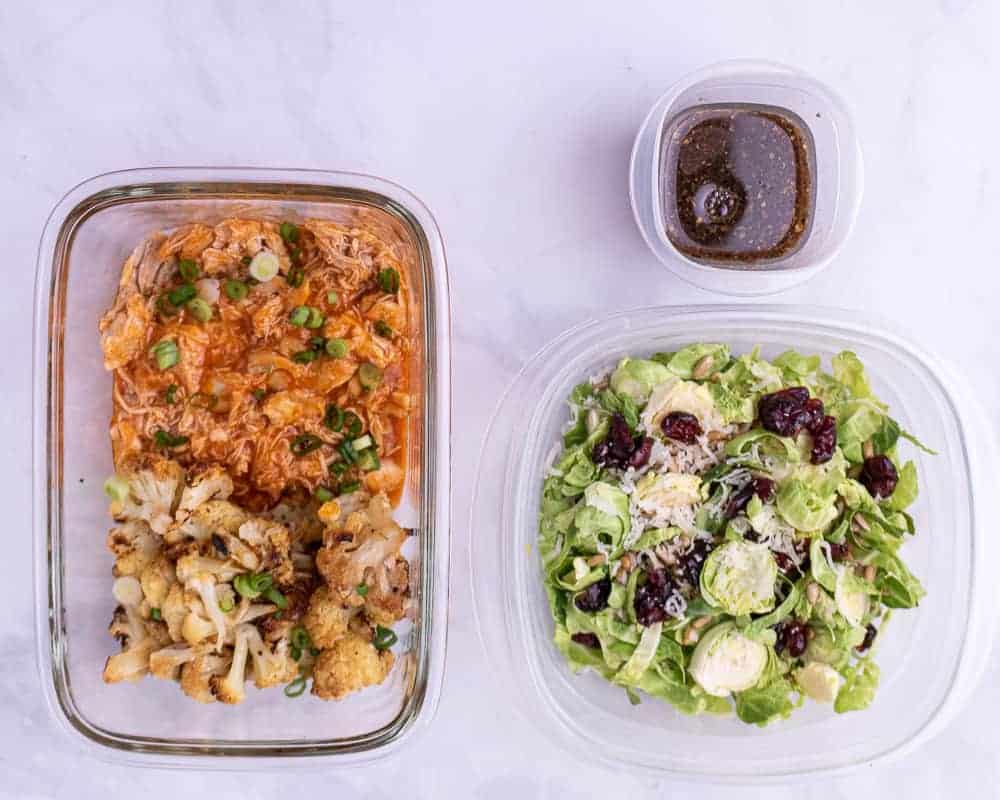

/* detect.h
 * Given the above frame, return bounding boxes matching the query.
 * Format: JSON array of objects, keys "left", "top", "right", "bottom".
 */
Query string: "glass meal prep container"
[
  {"left": 471, "top": 305, "right": 997, "bottom": 781},
  {"left": 32, "top": 167, "right": 451, "bottom": 766},
  {"left": 630, "top": 61, "right": 864, "bottom": 296}
]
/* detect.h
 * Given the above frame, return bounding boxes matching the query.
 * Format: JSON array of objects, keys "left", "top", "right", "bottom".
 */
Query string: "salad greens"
[{"left": 540, "top": 344, "right": 928, "bottom": 726}]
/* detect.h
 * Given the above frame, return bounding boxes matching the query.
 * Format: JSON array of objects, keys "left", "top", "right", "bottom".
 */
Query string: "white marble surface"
[{"left": 4, "top": 0, "right": 1000, "bottom": 797}]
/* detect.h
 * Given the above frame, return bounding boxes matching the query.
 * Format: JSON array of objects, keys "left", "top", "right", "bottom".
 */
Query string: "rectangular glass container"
[
  {"left": 471, "top": 305, "right": 997, "bottom": 781},
  {"left": 32, "top": 168, "right": 451, "bottom": 766}
]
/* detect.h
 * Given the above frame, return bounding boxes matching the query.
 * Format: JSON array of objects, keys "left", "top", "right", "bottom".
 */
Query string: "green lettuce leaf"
[
  {"left": 735, "top": 678, "right": 800, "bottom": 727},
  {"left": 834, "top": 659, "right": 880, "bottom": 713}
]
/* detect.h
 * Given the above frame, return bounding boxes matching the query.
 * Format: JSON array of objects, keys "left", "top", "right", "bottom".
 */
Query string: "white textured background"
[{"left": 4, "top": 1, "right": 1000, "bottom": 797}]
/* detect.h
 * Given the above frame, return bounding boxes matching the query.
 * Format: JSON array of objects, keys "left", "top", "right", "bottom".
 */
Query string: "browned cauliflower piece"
[
  {"left": 244, "top": 625, "right": 298, "bottom": 689},
  {"left": 364, "top": 556, "right": 410, "bottom": 627},
  {"left": 175, "top": 466, "right": 234, "bottom": 523},
  {"left": 139, "top": 554, "right": 176, "bottom": 609},
  {"left": 149, "top": 643, "right": 207, "bottom": 681},
  {"left": 103, "top": 576, "right": 159, "bottom": 683},
  {"left": 164, "top": 499, "right": 249, "bottom": 546},
  {"left": 210, "top": 625, "right": 253, "bottom": 704},
  {"left": 180, "top": 652, "right": 231, "bottom": 703},
  {"left": 311, "top": 632, "right": 394, "bottom": 700},
  {"left": 161, "top": 582, "right": 189, "bottom": 641},
  {"left": 316, "top": 494, "right": 407, "bottom": 593},
  {"left": 302, "top": 585, "right": 353, "bottom": 649},
  {"left": 111, "top": 460, "right": 185, "bottom": 535},
  {"left": 106, "top": 520, "right": 160, "bottom": 578},
  {"left": 233, "top": 518, "right": 293, "bottom": 585}
]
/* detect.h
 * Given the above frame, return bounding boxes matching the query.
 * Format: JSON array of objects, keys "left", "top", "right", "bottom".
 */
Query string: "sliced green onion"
[
  {"left": 377, "top": 268, "right": 400, "bottom": 294},
  {"left": 289, "top": 245, "right": 301, "bottom": 260},
  {"left": 103, "top": 475, "right": 130, "bottom": 503},
  {"left": 309, "top": 336, "right": 326, "bottom": 350},
  {"left": 153, "top": 429, "right": 189, "bottom": 449},
  {"left": 178, "top": 259, "right": 199, "bottom": 282},
  {"left": 344, "top": 412, "right": 363, "bottom": 438},
  {"left": 291, "top": 433, "right": 323, "bottom": 456},
  {"left": 329, "top": 460, "right": 349, "bottom": 477},
  {"left": 305, "top": 307, "right": 325, "bottom": 329},
  {"left": 337, "top": 440, "right": 357, "bottom": 464},
  {"left": 357, "top": 448, "right": 381, "bottom": 472},
  {"left": 352, "top": 434, "right": 373, "bottom": 451},
  {"left": 291, "top": 644, "right": 302, "bottom": 661},
  {"left": 293, "top": 350, "right": 317, "bottom": 364},
  {"left": 325, "top": 338, "right": 349, "bottom": 358},
  {"left": 290, "top": 626, "right": 312, "bottom": 651},
  {"left": 374, "top": 320, "right": 393, "bottom": 338},
  {"left": 168, "top": 283, "right": 197, "bottom": 306},
  {"left": 373, "top": 625, "right": 397, "bottom": 650},
  {"left": 218, "top": 596, "right": 235, "bottom": 613},
  {"left": 358, "top": 363, "right": 382, "bottom": 390},
  {"left": 224, "top": 279, "right": 249, "bottom": 300},
  {"left": 156, "top": 294, "right": 179, "bottom": 317},
  {"left": 164, "top": 384, "right": 178, "bottom": 404},
  {"left": 252, "top": 388, "right": 266, "bottom": 401},
  {"left": 150, "top": 339, "right": 179, "bottom": 370},
  {"left": 324, "top": 404, "right": 344, "bottom": 431},
  {"left": 241, "top": 255, "right": 252, "bottom": 266},
  {"left": 187, "top": 297, "right": 212, "bottom": 322},
  {"left": 327, "top": 291, "right": 339, "bottom": 306},
  {"left": 233, "top": 572, "right": 273, "bottom": 600},
  {"left": 338, "top": 480, "right": 360, "bottom": 495},
  {"left": 284, "top": 676, "right": 307, "bottom": 698},
  {"left": 286, "top": 266, "right": 305, "bottom": 287},
  {"left": 279, "top": 222, "right": 300, "bottom": 244},
  {"left": 289, "top": 306, "right": 310, "bottom": 327},
  {"left": 356, "top": 583, "right": 369, "bottom": 597},
  {"left": 264, "top": 586, "right": 289, "bottom": 609},
  {"left": 249, "top": 250, "right": 280, "bottom": 282},
  {"left": 314, "top": 486, "right": 334, "bottom": 503},
  {"left": 150, "top": 607, "right": 162, "bottom": 621}
]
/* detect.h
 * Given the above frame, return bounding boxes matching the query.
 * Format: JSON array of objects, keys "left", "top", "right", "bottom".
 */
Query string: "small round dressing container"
[
  {"left": 471, "top": 305, "right": 997, "bottom": 782},
  {"left": 630, "top": 61, "right": 864, "bottom": 296}
]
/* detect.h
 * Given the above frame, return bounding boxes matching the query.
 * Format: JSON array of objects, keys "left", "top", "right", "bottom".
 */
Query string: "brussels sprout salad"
[{"left": 539, "top": 344, "right": 933, "bottom": 726}]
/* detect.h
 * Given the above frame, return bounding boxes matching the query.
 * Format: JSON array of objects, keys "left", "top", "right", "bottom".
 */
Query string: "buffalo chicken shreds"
[{"left": 100, "top": 218, "right": 411, "bottom": 503}]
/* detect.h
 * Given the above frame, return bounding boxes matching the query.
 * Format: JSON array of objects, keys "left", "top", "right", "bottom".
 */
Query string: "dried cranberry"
[
  {"left": 627, "top": 436, "right": 653, "bottom": 469},
  {"left": 591, "top": 439, "right": 611, "bottom": 466},
  {"left": 801, "top": 397, "right": 826, "bottom": 432},
  {"left": 574, "top": 577, "right": 612, "bottom": 613},
  {"left": 660, "top": 411, "right": 703, "bottom": 444},
  {"left": 753, "top": 476, "right": 776, "bottom": 502},
  {"left": 775, "top": 620, "right": 808, "bottom": 658},
  {"left": 829, "top": 542, "right": 851, "bottom": 562},
  {"left": 758, "top": 387, "right": 811, "bottom": 437},
  {"left": 774, "top": 552, "right": 793, "bottom": 573},
  {"left": 607, "top": 413, "right": 634, "bottom": 457},
  {"left": 679, "top": 539, "right": 712, "bottom": 586},
  {"left": 810, "top": 415, "right": 838, "bottom": 464},
  {"left": 571, "top": 632, "right": 600, "bottom": 649},
  {"left": 856, "top": 623, "right": 878, "bottom": 653},
  {"left": 860, "top": 455, "right": 898, "bottom": 499},
  {"left": 634, "top": 568, "right": 673, "bottom": 627},
  {"left": 723, "top": 481, "right": 755, "bottom": 519}
]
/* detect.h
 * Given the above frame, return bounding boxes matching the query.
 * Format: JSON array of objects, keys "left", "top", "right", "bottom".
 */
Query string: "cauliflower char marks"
[{"left": 100, "top": 217, "right": 412, "bottom": 504}]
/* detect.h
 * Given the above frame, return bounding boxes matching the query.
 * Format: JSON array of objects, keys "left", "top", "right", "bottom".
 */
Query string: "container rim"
[{"left": 32, "top": 166, "right": 452, "bottom": 767}]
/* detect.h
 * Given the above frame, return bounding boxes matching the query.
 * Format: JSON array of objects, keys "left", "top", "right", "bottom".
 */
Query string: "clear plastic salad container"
[
  {"left": 630, "top": 61, "right": 864, "bottom": 296},
  {"left": 32, "top": 167, "right": 451, "bottom": 767},
  {"left": 471, "top": 305, "right": 997, "bottom": 781}
]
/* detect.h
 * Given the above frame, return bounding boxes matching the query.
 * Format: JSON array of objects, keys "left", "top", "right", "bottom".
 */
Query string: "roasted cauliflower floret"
[
  {"left": 111, "top": 460, "right": 185, "bottom": 535},
  {"left": 311, "top": 632, "right": 394, "bottom": 700},
  {"left": 175, "top": 554, "right": 243, "bottom": 584},
  {"left": 364, "top": 557, "right": 410, "bottom": 627},
  {"left": 244, "top": 625, "right": 298, "bottom": 689},
  {"left": 103, "top": 576, "right": 158, "bottom": 683},
  {"left": 164, "top": 499, "right": 249, "bottom": 546},
  {"left": 232, "top": 518, "right": 293, "bottom": 584},
  {"left": 185, "top": 573, "right": 230, "bottom": 651},
  {"left": 180, "top": 652, "right": 231, "bottom": 703},
  {"left": 149, "top": 643, "right": 206, "bottom": 681},
  {"left": 106, "top": 520, "right": 160, "bottom": 578},
  {"left": 302, "top": 585, "right": 353, "bottom": 648},
  {"left": 316, "top": 495, "right": 407, "bottom": 593},
  {"left": 161, "top": 582, "right": 189, "bottom": 641},
  {"left": 139, "top": 554, "right": 176, "bottom": 609},
  {"left": 175, "top": 466, "right": 234, "bottom": 522},
  {"left": 211, "top": 625, "right": 252, "bottom": 704}
]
